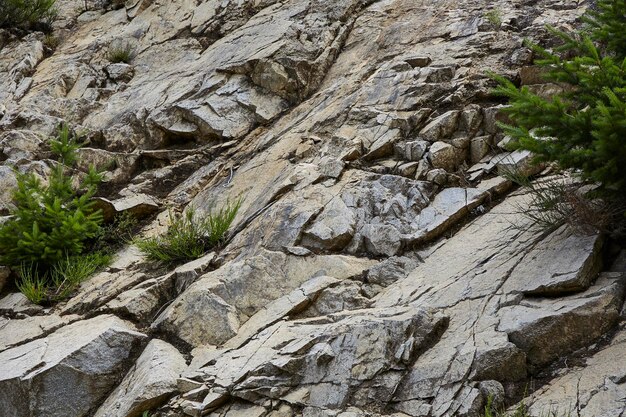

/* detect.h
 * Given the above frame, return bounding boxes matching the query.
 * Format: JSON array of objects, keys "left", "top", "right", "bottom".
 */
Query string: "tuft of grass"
[
  {"left": 205, "top": 200, "right": 243, "bottom": 244},
  {"left": 50, "top": 252, "right": 111, "bottom": 299},
  {"left": 16, "top": 264, "right": 47, "bottom": 305},
  {"left": 16, "top": 253, "right": 111, "bottom": 304},
  {"left": 503, "top": 170, "right": 626, "bottom": 235},
  {"left": 43, "top": 33, "right": 59, "bottom": 50},
  {"left": 485, "top": 9, "right": 503, "bottom": 30},
  {"left": 135, "top": 200, "right": 241, "bottom": 265},
  {"left": 107, "top": 41, "right": 136, "bottom": 64}
]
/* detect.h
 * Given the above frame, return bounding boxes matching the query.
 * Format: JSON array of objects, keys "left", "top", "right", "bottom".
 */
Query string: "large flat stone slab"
[
  {"left": 502, "top": 225, "right": 603, "bottom": 295},
  {"left": 0, "top": 314, "right": 79, "bottom": 352},
  {"left": 405, "top": 187, "right": 487, "bottom": 245},
  {"left": 0, "top": 315, "right": 147, "bottom": 417}
]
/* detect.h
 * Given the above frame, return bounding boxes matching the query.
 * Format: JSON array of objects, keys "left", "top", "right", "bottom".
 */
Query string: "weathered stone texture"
[{"left": 0, "top": 1, "right": 618, "bottom": 417}]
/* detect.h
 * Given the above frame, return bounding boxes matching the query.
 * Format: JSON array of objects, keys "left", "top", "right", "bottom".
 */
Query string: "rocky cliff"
[{"left": 1, "top": 0, "right": 625, "bottom": 416}]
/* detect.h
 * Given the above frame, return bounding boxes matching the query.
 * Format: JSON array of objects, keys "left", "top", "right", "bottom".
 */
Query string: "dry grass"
[{"left": 504, "top": 171, "right": 626, "bottom": 236}]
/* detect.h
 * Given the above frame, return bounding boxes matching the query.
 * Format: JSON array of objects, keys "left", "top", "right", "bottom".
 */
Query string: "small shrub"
[
  {"left": 0, "top": 0, "right": 58, "bottom": 30},
  {"left": 491, "top": 0, "right": 626, "bottom": 198},
  {"left": 107, "top": 41, "right": 136, "bottom": 64},
  {"left": 0, "top": 125, "right": 103, "bottom": 267},
  {"left": 50, "top": 123, "right": 82, "bottom": 164},
  {"left": 485, "top": 9, "right": 503, "bottom": 30},
  {"left": 135, "top": 200, "right": 241, "bottom": 265},
  {"left": 0, "top": 124, "right": 109, "bottom": 304}
]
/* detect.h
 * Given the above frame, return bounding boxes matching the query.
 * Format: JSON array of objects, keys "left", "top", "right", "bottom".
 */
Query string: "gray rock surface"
[
  {"left": 0, "top": 292, "right": 44, "bottom": 316},
  {"left": 496, "top": 150, "right": 543, "bottom": 178},
  {"left": 0, "top": 1, "right": 619, "bottom": 416},
  {"left": 0, "top": 315, "right": 146, "bottom": 417},
  {"left": 502, "top": 225, "right": 604, "bottom": 295},
  {"left": 420, "top": 111, "right": 460, "bottom": 142},
  {"left": 374, "top": 190, "right": 620, "bottom": 416},
  {"left": 0, "top": 313, "right": 78, "bottom": 352},
  {"left": 519, "top": 326, "right": 626, "bottom": 417},
  {"left": 0, "top": 166, "right": 17, "bottom": 215},
  {"left": 429, "top": 141, "right": 461, "bottom": 171},
  {"left": 152, "top": 250, "right": 376, "bottom": 347},
  {"left": 93, "top": 194, "right": 160, "bottom": 221},
  {"left": 94, "top": 339, "right": 187, "bottom": 417},
  {"left": 183, "top": 306, "right": 447, "bottom": 415},
  {"left": 499, "top": 272, "right": 624, "bottom": 368}
]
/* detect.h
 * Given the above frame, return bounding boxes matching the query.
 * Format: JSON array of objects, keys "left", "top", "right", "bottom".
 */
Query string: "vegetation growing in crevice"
[
  {"left": 135, "top": 200, "right": 241, "bottom": 265},
  {"left": 0, "top": 0, "right": 58, "bottom": 30},
  {"left": 482, "top": 395, "right": 572, "bottom": 417},
  {"left": 0, "top": 125, "right": 103, "bottom": 267},
  {"left": 93, "top": 211, "right": 139, "bottom": 253},
  {"left": 503, "top": 170, "right": 626, "bottom": 235},
  {"left": 107, "top": 40, "right": 137, "bottom": 64},
  {"left": 484, "top": 9, "right": 503, "bottom": 30},
  {"left": 0, "top": 124, "right": 122, "bottom": 304},
  {"left": 42, "top": 33, "right": 59, "bottom": 51},
  {"left": 491, "top": 0, "right": 626, "bottom": 201}
]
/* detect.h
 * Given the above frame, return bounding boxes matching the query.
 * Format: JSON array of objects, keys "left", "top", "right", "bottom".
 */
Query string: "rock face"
[
  {"left": 498, "top": 272, "right": 624, "bottom": 369},
  {"left": 0, "top": 1, "right": 621, "bottom": 417},
  {"left": 180, "top": 306, "right": 446, "bottom": 416},
  {"left": 152, "top": 250, "right": 376, "bottom": 347},
  {"left": 370, "top": 191, "right": 620, "bottom": 417}
]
